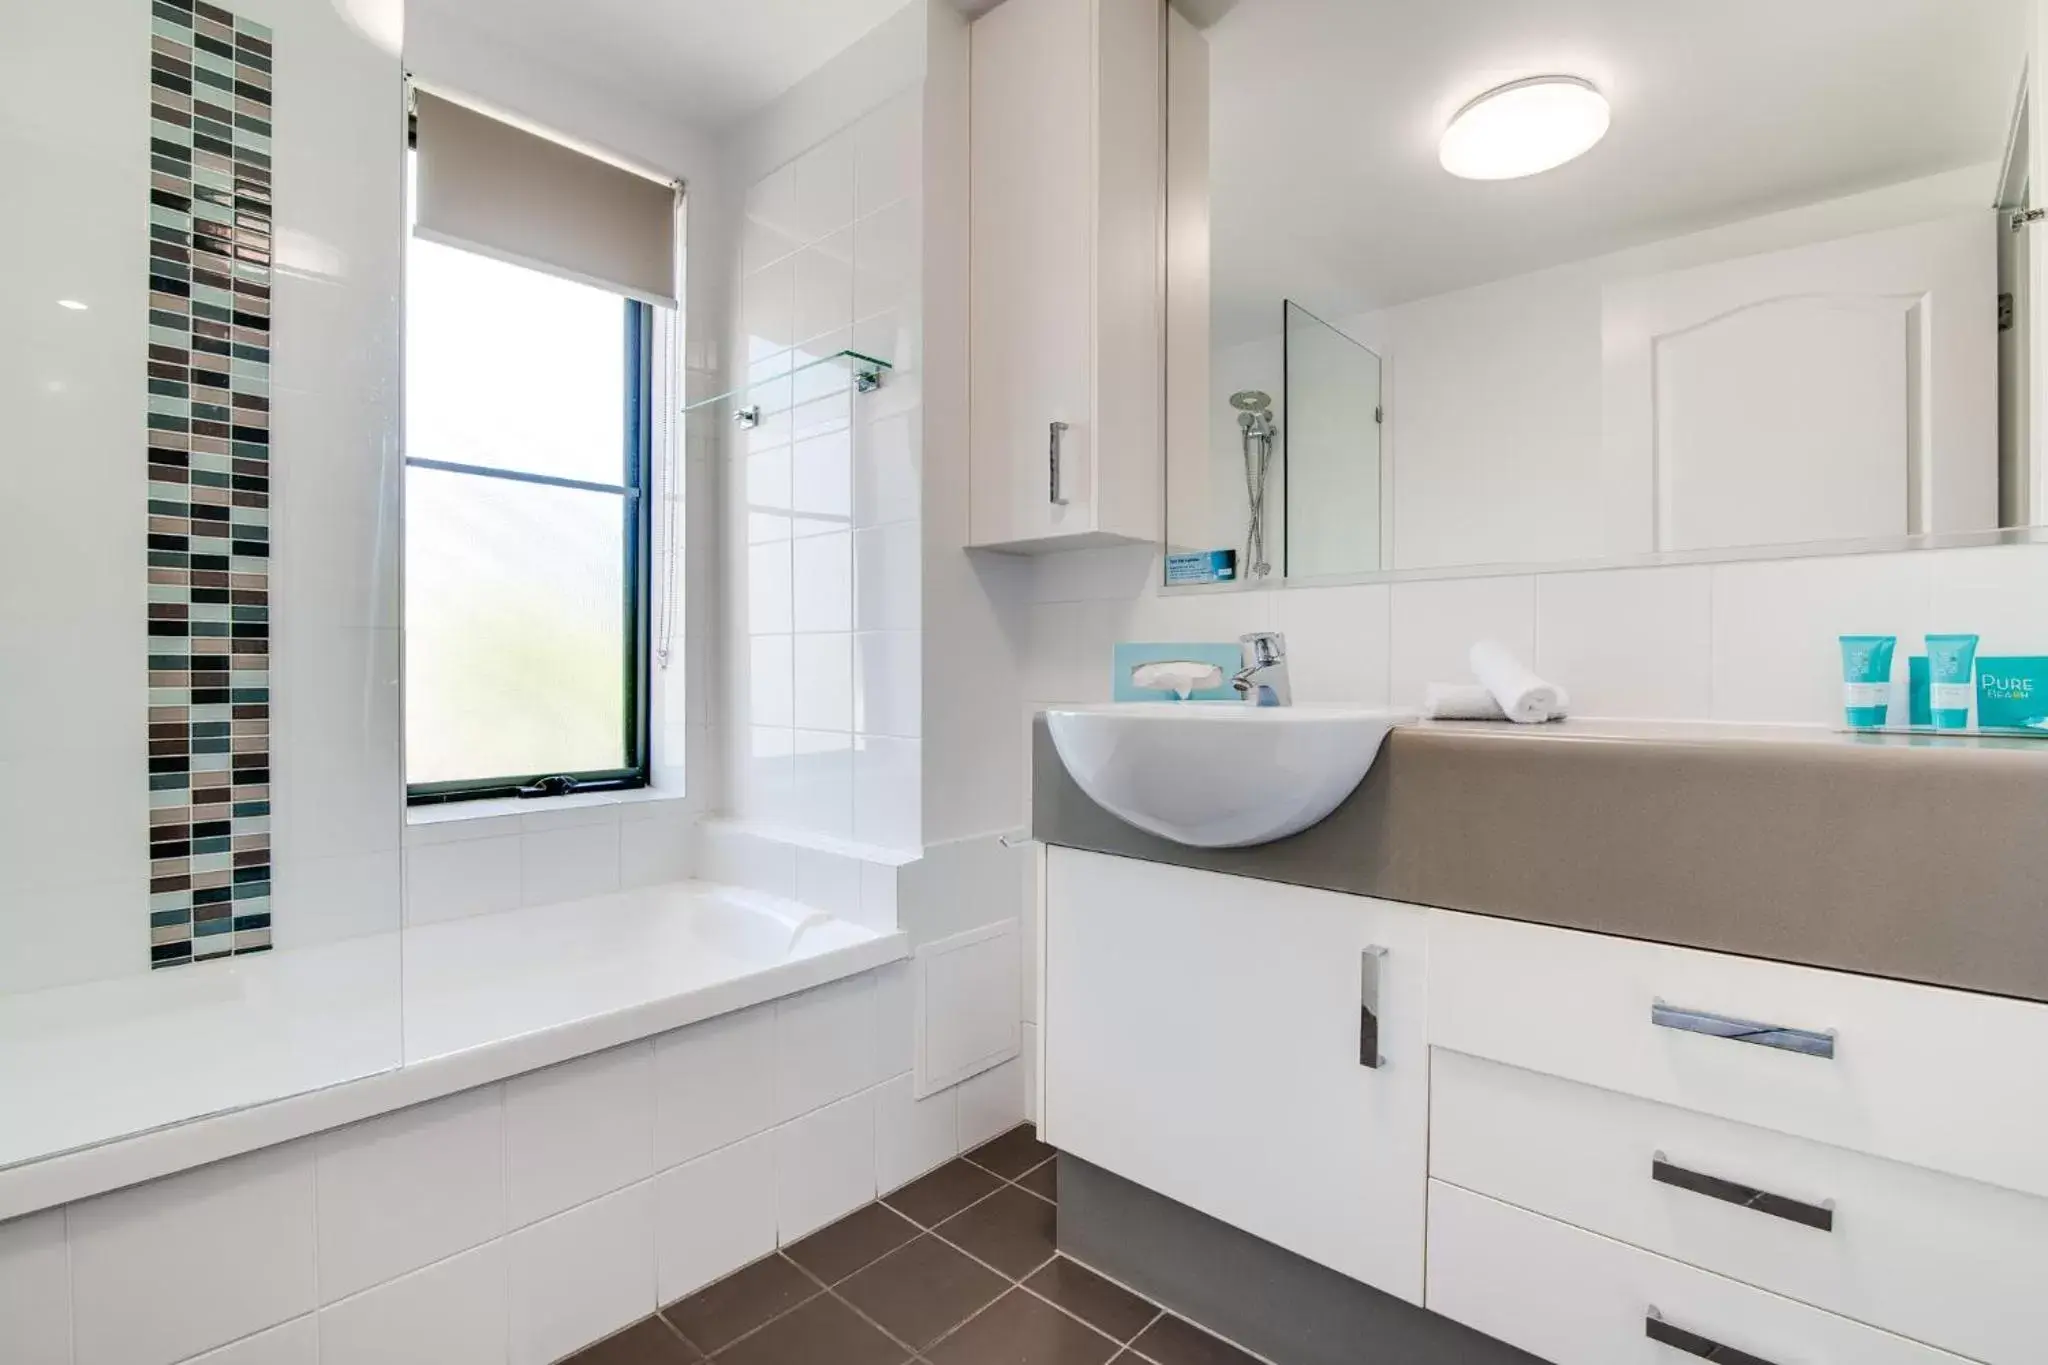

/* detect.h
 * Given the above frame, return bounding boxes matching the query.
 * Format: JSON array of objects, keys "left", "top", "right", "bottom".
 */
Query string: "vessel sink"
[{"left": 1045, "top": 703, "right": 1410, "bottom": 848}]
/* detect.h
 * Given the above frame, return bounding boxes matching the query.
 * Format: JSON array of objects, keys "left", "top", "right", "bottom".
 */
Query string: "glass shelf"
[{"left": 680, "top": 349, "right": 893, "bottom": 424}]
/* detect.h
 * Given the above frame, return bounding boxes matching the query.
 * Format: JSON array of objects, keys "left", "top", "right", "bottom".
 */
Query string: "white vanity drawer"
[
  {"left": 1427, "top": 910, "right": 2048, "bottom": 1199},
  {"left": 1430, "top": 1050, "right": 2047, "bottom": 1365},
  {"left": 1426, "top": 1180, "right": 1976, "bottom": 1365}
]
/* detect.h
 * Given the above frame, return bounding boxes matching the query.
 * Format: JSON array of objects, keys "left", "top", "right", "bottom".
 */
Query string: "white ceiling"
[
  {"left": 1207, "top": 0, "right": 2029, "bottom": 344},
  {"left": 430, "top": 0, "right": 921, "bottom": 129}
]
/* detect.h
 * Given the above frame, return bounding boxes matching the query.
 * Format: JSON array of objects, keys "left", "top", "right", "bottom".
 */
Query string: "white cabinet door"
[
  {"left": 1042, "top": 848, "right": 1429, "bottom": 1303},
  {"left": 969, "top": 0, "right": 1097, "bottom": 546}
]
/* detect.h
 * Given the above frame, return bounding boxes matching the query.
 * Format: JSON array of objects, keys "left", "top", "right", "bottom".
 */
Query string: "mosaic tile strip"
[{"left": 145, "top": 0, "right": 275, "bottom": 968}]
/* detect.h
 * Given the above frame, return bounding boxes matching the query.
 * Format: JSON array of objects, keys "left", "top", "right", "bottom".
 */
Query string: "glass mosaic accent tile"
[{"left": 146, "top": 0, "right": 274, "bottom": 968}]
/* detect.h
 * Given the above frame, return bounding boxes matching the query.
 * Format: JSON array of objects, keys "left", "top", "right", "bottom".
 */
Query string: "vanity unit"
[{"left": 1035, "top": 717, "right": 2048, "bottom": 1365}]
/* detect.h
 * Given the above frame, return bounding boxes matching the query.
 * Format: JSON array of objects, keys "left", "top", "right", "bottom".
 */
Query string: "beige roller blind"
[{"left": 414, "top": 91, "right": 678, "bottom": 307}]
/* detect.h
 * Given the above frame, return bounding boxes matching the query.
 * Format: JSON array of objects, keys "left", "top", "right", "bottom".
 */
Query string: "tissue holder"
[{"left": 1113, "top": 641, "right": 1244, "bottom": 702}]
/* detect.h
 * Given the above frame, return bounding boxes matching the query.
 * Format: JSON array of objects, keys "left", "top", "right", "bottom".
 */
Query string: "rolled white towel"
[
  {"left": 1424, "top": 680, "right": 1571, "bottom": 722},
  {"left": 1469, "top": 640, "right": 1565, "bottom": 724}
]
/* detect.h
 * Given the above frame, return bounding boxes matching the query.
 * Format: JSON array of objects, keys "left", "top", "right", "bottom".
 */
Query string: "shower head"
[{"left": 1230, "top": 390, "right": 1272, "bottom": 412}]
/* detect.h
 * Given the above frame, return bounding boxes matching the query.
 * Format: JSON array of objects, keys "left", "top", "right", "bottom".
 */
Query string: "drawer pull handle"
[
  {"left": 1049, "top": 421, "right": 1070, "bottom": 506},
  {"left": 1651, "top": 1001, "right": 1835, "bottom": 1059},
  {"left": 1651, "top": 1154, "right": 1834, "bottom": 1232},
  {"left": 1646, "top": 1308, "right": 1781, "bottom": 1365},
  {"left": 1358, "top": 946, "right": 1387, "bottom": 1069}
]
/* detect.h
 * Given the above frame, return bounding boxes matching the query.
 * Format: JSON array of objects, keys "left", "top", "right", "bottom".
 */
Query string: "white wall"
[{"left": 0, "top": 960, "right": 1027, "bottom": 1365}]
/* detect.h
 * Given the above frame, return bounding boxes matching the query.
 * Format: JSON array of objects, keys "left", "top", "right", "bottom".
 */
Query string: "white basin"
[{"left": 1045, "top": 703, "right": 1410, "bottom": 848}]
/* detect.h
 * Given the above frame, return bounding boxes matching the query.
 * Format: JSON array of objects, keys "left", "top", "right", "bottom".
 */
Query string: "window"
[{"left": 402, "top": 239, "right": 652, "bottom": 802}]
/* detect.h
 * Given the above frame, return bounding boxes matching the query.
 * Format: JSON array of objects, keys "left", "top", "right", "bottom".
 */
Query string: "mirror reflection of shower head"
[
  {"left": 1233, "top": 391, "right": 1276, "bottom": 580},
  {"left": 1230, "top": 390, "right": 1271, "bottom": 412}
]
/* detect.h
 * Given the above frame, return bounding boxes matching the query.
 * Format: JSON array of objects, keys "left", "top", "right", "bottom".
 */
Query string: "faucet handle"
[{"left": 1239, "top": 631, "right": 1286, "bottom": 666}]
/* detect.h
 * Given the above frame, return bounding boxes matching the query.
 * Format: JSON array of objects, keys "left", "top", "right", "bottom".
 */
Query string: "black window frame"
[{"left": 402, "top": 292, "right": 655, "bottom": 807}]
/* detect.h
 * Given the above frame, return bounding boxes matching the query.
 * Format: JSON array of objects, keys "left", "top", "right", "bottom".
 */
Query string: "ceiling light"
[
  {"left": 1439, "top": 76, "right": 1610, "bottom": 181},
  {"left": 56, "top": 298, "right": 88, "bottom": 311}
]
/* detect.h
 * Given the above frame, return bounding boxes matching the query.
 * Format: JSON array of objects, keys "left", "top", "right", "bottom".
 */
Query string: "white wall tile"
[
  {"left": 652, "top": 1005, "right": 778, "bottom": 1169},
  {"left": 747, "top": 541, "right": 794, "bottom": 635},
  {"left": 747, "top": 446, "right": 794, "bottom": 544},
  {"left": 1710, "top": 552, "right": 1931, "bottom": 724},
  {"left": 1268, "top": 585, "right": 1390, "bottom": 705},
  {"left": 314, "top": 1087, "right": 505, "bottom": 1303},
  {"left": 654, "top": 1132, "right": 778, "bottom": 1305},
  {"left": 795, "top": 848, "right": 864, "bottom": 922},
  {"left": 178, "top": 1319, "right": 318, "bottom": 1365},
  {"left": 1020, "top": 600, "right": 1131, "bottom": 703},
  {"left": 1534, "top": 566, "right": 1712, "bottom": 719},
  {"left": 773, "top": 1089, "right": 877, "bottom": 1241},
  {"left": 1128, "top": 584, "right": 1269, "bottom": 644},
  {"left": 792, "top": 133, "right": 857, "bottom": 243},
  {"left": 1388, "top": 574, "right": 1537, "bottom": 706},
  {"left": 775, "top": 974, "right": 877, "bottom": 1120},
  {"left": 0, "top": 1209, "right": 69, "bottom": 1365},
  {"left": 854, "top": 631, "right": 921, "bottom": 738},
  {"left": 875, "top": 1074, "right": 957, "bottom": 1195},
  {"left": 71, "top": 1144, "right": 317, "bottom": 1365},
  {"left": 519, "top": 824, "right": 621, "bottom": 908},
  {"left": 859, "top": 860, "right": 900, "bottom": 932},
  {"left": 505, "top": 1183, "right": 656, "bottom": 1365},
  {"left": 789, "top": 731, "right": 855, "bottom": 838},
  {"left": 405, "top": 836, "right": 523, "bottom": 927},
  {"left": 853, "top": 735, "right": 922, "bottom": 850},
  {"left": 619, "top": 809, "right": 694, "bottom": 890},
  {"left": 318, "top": 1242, "right": 507, "bottom": 1365},
  {"left": 793, "top": 532, "right": 854, "bottom": 634},
  {"left": 270, "top": 625, "right": 402, "bottom": 865},
  {"left": 854, "top": 199, "right": 918, "bottom": 321},
  {"left": 503, "top": 1044, "right": 655, "bottom": 1228},
  {"left": 281, "top": 849, "right": 401, "bottom": 948},
  {"left": 872, "top": 960, "right": 916, "bottom": 1079},
  {"left": 854, "top": 522, "right": 920, "bottom": 632},
  {"left": 794, "top": 234, "right": 854, "bottom": 344},
  {"left": 794, "top": 633, "right": 855, "bottom": 732},
  {"left": 854, "top": 410, "right": 919, "bottom": 529},
  {"left": 790, "top": 426, "right": 853, "bottom": 535},
  {"left": 749, "top": 635, "right": 795, "bottom": 728},
  {"left": 956, "top": 1059, "right": 1026, "bottom": 1151},
  {"left": 854, "top": 91, "right": 920, "bottom": 218},
  {"left": 742, "top": 258, "right": 795, "bottom": 359},
  {"left": 1927, "top": 543, "right": 2048, "bottom": 654}
]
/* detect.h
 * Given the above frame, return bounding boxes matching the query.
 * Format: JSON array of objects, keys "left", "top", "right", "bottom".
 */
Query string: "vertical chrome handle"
[
  {"left": 1645, "top": 1309, "right": 1780, "bottom": 1365},
  {"left": 1651, "top": 1001, "right": 1835, "bottom": 1059},
  {"left": 1359, "top": 946, "right": 1387, "bottom": 1068},
  {"left": 1651, "top": 1154, "right": 1834, "bottom": 1232},
  {"left": 1049, "top": 420, "right": 1070, "bottom": 506}
]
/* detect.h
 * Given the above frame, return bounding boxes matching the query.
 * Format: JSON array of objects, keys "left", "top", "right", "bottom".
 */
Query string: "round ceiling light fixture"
[{"left": 1439, "top": 75, "right": 1610, "bottom": 181}]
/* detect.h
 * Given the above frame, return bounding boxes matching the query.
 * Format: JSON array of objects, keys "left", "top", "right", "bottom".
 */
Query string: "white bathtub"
[{"left": 0, "top": 880, "right": 901, "bottom": 1203}]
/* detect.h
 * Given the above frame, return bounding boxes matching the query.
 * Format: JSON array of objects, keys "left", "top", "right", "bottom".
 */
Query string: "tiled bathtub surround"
[{"left": 144, "top": 0, "right": 277, "bottom": 967}]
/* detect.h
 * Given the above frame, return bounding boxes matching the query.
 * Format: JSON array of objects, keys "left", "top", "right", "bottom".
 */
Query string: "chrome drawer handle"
[
  {"left": 1651, "top": 1153, "right": 1834, "bottom": 1232},
  {"left": 1651, "top": 1001, "right": 1835, "bottom": 1059},
  {"left": 1358, "top": 946, "right": 1387, "bottom": 1069},
  {"left": 1646, "top": 1309, "right": 1780, "bottom": 1365},
  {"left": 1049, "top": 421, "right": 1070, "bottom": 506}
]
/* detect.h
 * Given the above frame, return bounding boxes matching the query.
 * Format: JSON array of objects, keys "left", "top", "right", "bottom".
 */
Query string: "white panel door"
[
  {"left": 1042, "top": 848, "right": 1430, "bottom": 1303},
  {"left": 1602, "top": 212, "right": 1997, "bottom": 553}
]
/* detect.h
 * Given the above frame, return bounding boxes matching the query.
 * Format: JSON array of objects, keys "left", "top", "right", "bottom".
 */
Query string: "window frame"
[{"left": 402, "top": 291, "right": 656, "bottom": 807}]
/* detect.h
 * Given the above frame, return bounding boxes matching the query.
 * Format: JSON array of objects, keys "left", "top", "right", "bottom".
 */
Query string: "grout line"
[
  {"left": 667, "top": 1254, "right": 827, "bottom": 1360},
  {"left": 1013, "top": 1273, "right": 1160, "bottom": 1353}
]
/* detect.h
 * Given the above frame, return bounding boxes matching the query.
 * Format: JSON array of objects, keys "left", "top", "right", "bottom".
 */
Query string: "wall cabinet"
[
  {"left": 967, "top": 0, "right": 1163, "bottom": 552},
  {"left": 1041, "top": 848, "right": 1430, "bottom": 1303}
]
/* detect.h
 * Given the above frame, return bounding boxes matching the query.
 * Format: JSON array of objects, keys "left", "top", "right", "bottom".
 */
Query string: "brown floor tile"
[
  {"left": 936, "top": 1185, "right": 1058, "bottom": 1279},
  {"left": 563, "top": 1317, "right": 704, "bottom": 1364},
  {"left": 964, "top": 1125, "right": 1058, "bottom": 1180},
  {"left": 660, "top": 1254, "right": 819, "bottom": 1354},
  {"left": 924, "top": 1288, "right": 1120, "bottom": 1365},
  {"left": 1023, "top": 1259, "right": 1157, "bottom": 1343},
  {"left": 838, "top": 1234, "right": 1010, "bottom": 1351},
  {"left": 784, "top": 1202, "right": 922, "bottom": 1285},
  {"left": 1015, "top": 1158, "right": 1057, "bottom": 1203},
  {"left": 716, "top": 1293, "right": 909, "bottom": 1365},
  {"left": 1129, "top": 1314, "right": 1263, "bottom": 1365},
  {"left": 884, "top": 1158, "right": 1005, "bottom": 1228}
]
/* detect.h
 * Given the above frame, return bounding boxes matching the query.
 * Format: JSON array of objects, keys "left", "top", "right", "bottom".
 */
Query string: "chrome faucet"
[{"left": 1232, "top": 631, "right": 1292, "bottom": 707}]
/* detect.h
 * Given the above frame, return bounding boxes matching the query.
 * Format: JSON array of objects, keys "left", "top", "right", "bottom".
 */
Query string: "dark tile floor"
[{"left": 564, "top": 1125, "right": 1264, "bottom": 1365}]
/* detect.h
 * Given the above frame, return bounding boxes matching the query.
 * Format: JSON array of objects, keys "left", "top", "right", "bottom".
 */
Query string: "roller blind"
[{"left": 413, "top": 91, "right": 678, "bottom": 308}]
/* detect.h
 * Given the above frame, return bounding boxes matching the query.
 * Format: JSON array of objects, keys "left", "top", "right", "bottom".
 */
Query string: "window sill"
[{"left": 404, "top": 785, "right": 693, "bottom": 844}]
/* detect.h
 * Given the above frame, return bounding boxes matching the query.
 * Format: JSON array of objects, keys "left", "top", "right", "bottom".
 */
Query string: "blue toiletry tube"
[
  {"left": 1838, "top": 635, "right": 1896, "bottom": 728},
  {"left": 1925, "top": 634, "right": 1980, "bottom": 729},
  {"left": 1908, "top": 656, "right": 1932, "bottom": 727}
]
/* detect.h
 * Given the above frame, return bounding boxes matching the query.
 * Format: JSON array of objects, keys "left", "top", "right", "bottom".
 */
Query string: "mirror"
[{"left": 1164, "top": 0, "right": 2037, "bottom": 587}]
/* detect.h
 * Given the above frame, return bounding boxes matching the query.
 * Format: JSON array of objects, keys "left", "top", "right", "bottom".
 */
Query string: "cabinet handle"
[
  {"left": 1049, "top": 421, "right": 1070, "bottom": 506},
  {"left": 1650, "top": 1001, "right": 1835, "bottom": 1059},
  {"left": 1359, "top": 946, "right": 1387, "bottom": 1069},
  {"left": 1651, "top": 1154, "right": 1834, "bottom": 1232},
  {"left": 1645, "top": 1308, "right": 1780, "bottom": 1365}
]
